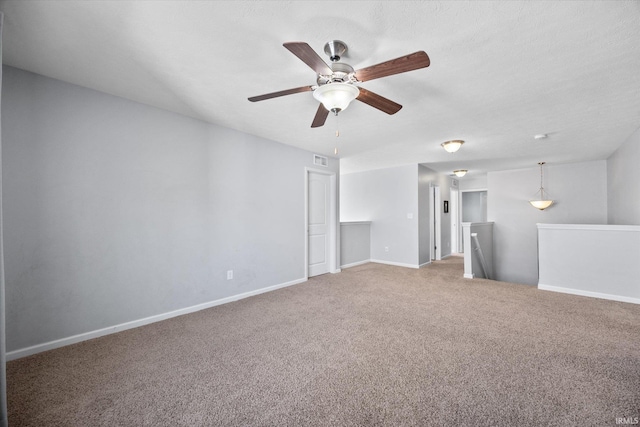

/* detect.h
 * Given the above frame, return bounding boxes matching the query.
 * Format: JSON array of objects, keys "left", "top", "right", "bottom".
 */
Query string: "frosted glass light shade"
[
  {"left": 441, "top": 140, "right": 464, "bottom": 153},
  {"left": 529, "top": 199, "right": 554, "bottom": 210},
  {"left": 313, "top": 83, "right": 360, "bottom": 112},
  {"left": 453, "top": 169, "right": 467, "bottom": 177}
]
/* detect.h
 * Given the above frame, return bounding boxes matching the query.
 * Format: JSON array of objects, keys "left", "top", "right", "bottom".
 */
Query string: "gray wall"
[
  {"left": 339, "top": 222, "right": 370, "bottom": 267},
  {"left": 340, "top": 165, "right": 419, "bottom": 267},
  {"left": 2, "top": 66, "right": 338, "bottom": 353},
  {"left": 537, "top": 224, "right": 640, "bottom": 302},
  {"left": 607, "top": 127, "right": 640, "bottom": 225},
  {"left": 340, "top": 164, "right": 454, "bottom": 268},
  {"left": 459, "top": 174, "right": 487, "bottom": 191},
  {"left": 462, "top": 191, "right": 487, "bottom": 223},
  {"left": 487, "top": 160, "right": 607, "bottom": 285}
]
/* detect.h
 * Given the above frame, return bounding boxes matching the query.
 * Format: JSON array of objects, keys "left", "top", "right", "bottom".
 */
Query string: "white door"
[{"left": 308, "top": 172, "right": 330, "bottom": 277}]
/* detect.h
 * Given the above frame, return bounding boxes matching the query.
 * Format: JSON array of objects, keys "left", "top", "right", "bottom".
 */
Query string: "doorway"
[
  {"left": 305, "top": 169, "right": 337, "bottom": 277},
  {"left": 461, "top": 190, "right": 487, "bottom": 223}
]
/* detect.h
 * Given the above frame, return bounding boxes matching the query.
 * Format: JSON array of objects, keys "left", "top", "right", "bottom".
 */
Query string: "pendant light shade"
[
  {"left": 453, "top": 169, "right": 467, "bottom": 177},
  {"left": 529, "top": 162, "right": 554, "bottom": 210},
  {"left": 313, "top": 83, "right": 360, "bottom": 113}
]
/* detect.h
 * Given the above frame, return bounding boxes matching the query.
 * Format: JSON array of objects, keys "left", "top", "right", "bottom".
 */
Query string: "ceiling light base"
[{"left": 324, "top": 40, "right": 348, "bottom": 62}]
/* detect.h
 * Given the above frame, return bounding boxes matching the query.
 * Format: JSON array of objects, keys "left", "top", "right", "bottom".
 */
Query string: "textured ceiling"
[{"left": 1, "top": 1, "right": 639, "bottom": 176}]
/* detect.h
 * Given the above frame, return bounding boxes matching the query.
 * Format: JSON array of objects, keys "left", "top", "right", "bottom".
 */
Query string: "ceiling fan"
[{"left": 248, "top": 40, "right": 430, "bottom": 128}]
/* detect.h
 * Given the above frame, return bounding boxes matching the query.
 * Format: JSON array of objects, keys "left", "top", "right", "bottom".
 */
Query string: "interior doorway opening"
[{"left": 461, "top": 190, "right": 488, "bottom": 223}]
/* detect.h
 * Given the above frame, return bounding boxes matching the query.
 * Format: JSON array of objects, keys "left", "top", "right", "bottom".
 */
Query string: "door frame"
[
  {"left": 429, "top": 184, "right": 442, "bottom": 261},
  {"left": 304, "top": 168, "right": 338, "bottom": 279},
  {"left": 450, "top": 187, "right": 460, "bottom": 253}
]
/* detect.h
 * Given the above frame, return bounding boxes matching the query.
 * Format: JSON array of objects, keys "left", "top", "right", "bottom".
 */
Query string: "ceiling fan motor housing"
[{"left": 317, "top": 62, "right": 356, "bottom": 85}]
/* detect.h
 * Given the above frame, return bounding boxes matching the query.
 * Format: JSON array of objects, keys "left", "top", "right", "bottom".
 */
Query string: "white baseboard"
[
  {"left": 419, "top": 261, "right": 432, "bottom": 268},
  {"left": 370, "top": 259, "right": 420, "bottom": 269},
  {"left": 538, "top": 284, "right": 640, "bottom": 305},
  {"left": 464, "top": 273, "right": 475, "bottom": 279},
  {"left": 7, "top": 277, "right": 307, "bottom": 361},
  {"left": 340, "top": 260, "right": 371, "bottom": 269}
]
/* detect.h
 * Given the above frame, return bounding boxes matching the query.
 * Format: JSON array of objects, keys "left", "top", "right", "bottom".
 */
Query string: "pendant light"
[{"left": 529, "top": 162, "right": 554, "bottom": 210}]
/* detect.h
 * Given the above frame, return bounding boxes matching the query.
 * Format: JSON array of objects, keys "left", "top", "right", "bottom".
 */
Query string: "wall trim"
[
  {"left": 370, "top": 259, "right": 420, "bottom": 269},
  {"left": 536, "top": 223, "right": 640, "bottom": 232},
  {"left": 464, "top": 273, "right": 475, "bottom": 279},
  {"left": 7, "top": 277, "right": 307, "bottom": 361},
  {"left": 340, "top": 260, "right": 371, "bottom": 269},
  {"left": 419, "top": 261, "right": 431, "bottom": 268},
  {"left": 538, "top": 284, "right": 640, "bottom": 305}
]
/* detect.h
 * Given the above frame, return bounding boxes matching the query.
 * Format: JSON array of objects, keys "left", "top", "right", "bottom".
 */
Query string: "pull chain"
[{"left": 334, "top": 112, "right": 340, "bottom": 155}]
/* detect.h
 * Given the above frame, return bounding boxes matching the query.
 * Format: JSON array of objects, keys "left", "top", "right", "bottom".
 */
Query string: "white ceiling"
[{"left": 1, "top": 1, "right": 639, "bottom": 176}]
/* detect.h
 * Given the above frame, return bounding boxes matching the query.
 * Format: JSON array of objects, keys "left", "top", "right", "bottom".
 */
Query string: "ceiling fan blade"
[
  {"left": 354, "top": 51, "right": 430, "bottom": 82},
  {"left": 248, "top": 85, "right": 313, "bottom": 102},
  {"left": 356, "top": 87, "right": 402, "bottom": 115},
  {"left": 311, "top": 104, "right": 330, "bottom": 128},
  {"left": 283, "top": 42, "right": 333, "bottom": 75}
]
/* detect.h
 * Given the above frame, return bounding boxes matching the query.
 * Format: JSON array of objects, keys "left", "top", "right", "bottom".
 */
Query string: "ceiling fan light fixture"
[
  {"left": 441, "top": 140, "right": 464, "bottom": 153},
  {"left": 313, "top": 83, "right": 360, "bottom": 113},
  {"left": 453, "top": 169, "right": 468, "bottom": 177},
  {"left": 249, "top": 41, "right": 430, "bottom": 128}
]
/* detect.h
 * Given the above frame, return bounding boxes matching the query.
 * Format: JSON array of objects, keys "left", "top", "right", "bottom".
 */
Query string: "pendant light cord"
[{"left": 540, "top": 163, "right": 544, "bottom": 199}]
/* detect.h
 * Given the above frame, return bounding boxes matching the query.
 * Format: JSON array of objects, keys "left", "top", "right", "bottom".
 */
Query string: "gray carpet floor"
[{"left": 7, "top": 257, "right": 640, "bottom": 426}]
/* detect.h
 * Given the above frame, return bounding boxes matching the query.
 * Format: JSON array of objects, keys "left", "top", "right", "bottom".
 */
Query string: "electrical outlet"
[
  {"left": 384, "top": 246, "right": 389, "bottom": 252},
  {"left": 226, "top": 270, "right": 233, "bottom": 280}
]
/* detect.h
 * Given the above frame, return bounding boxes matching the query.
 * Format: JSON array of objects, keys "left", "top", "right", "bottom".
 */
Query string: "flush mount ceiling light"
[
  {"left": 441, "top": 140, "right": 464, "bottom": 153},
  {"left": 312, "top": 83, "right": 360, "bottom": 114},
  {"left": 453, "top": 170, "right": 468, "bottom": 177},
  {"left": 529, "top": 162, "right": 554, "bottom": 210}
]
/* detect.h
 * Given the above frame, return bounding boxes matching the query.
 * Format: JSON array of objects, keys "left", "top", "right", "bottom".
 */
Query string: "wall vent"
[{"left": 313, "top": 154, "right": 328, "bottom": 167}]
